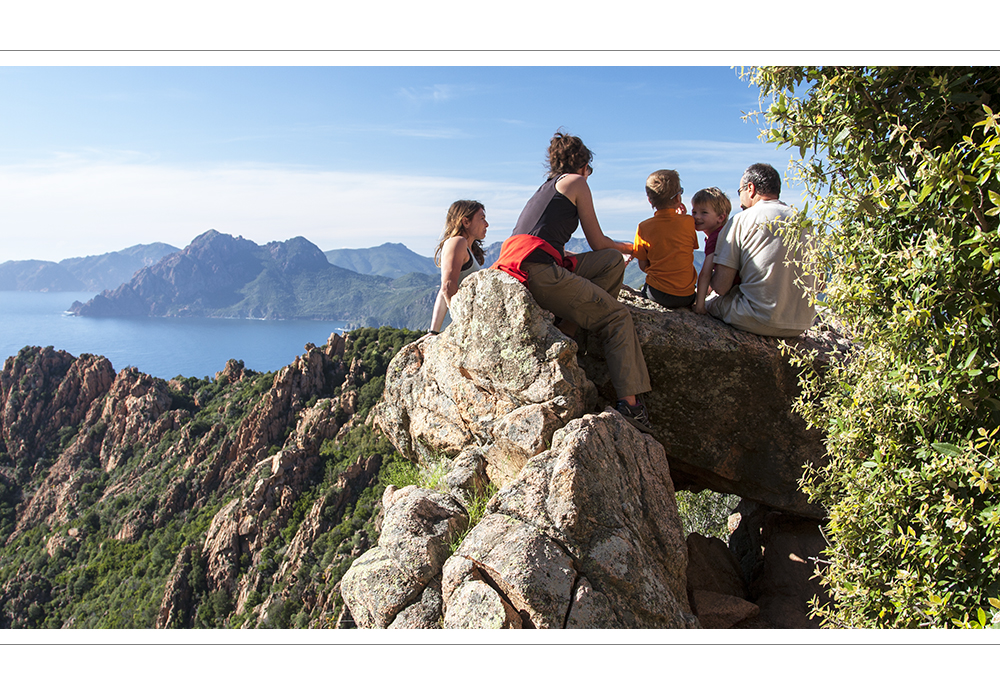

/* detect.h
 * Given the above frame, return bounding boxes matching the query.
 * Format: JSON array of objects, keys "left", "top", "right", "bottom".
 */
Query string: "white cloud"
[{"left": 0, "top": 155, "right": 535, "bottom": 261}]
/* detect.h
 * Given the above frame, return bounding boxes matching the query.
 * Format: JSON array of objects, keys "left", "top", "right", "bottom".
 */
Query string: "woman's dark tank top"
[{"left": 511, "top": 176, "right": 579, "bottom": 264}]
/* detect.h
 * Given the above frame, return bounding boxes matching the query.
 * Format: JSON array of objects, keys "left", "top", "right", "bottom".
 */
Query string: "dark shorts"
[{"left": 642, "top": 282, "right": 695, "bottom": 308}]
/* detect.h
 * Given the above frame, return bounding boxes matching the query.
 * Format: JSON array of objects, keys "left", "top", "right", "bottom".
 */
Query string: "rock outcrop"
[
  {"left": 583, "top": 286, "right": 846, "bottom": 518},
  {"left": 0, "top": 347, "right": 116, "bottom": 470},
  {"left": 376, "top": 269, "right": 841, "bottom": 518},
  {"left": 375, "top": 270, "right": 596, "bottom": 486},
  {"left": 352, "top": 268, "right": 842, "bottom": 629},
  {"left": 445, "top": 410, "right": 695, "bottom": 628},
  {"left": 343, "top": 410, "right": 696, "bottom": 629},
  {"left": 340, "top": 486, "right": 467, "bottom": 629},
  {"left": 726, "top": 499, "right": 828, "bottom": 628}
]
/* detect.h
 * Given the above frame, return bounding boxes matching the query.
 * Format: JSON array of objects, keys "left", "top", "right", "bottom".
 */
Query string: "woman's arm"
[
  {"left": 429, "top": 236, "right": 468, "bottom": 332},
  {"left": 557, "top": 174, "right": 633, "bottom": 255}
]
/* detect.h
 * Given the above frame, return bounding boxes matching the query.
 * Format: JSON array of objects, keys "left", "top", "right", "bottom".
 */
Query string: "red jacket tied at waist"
[{"left": 491, "top": 235, "right": 578, "bottom": 283}]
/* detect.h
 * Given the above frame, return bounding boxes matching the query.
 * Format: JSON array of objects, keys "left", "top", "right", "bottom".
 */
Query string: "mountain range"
[
  {"left": 324, "top": 242, "right": 439, "bottom": 279},
  {"left": 0, "top": 243, "right": 179, "bottom": 292},
  {"left": 68, "top": 231, "right": 439, "bottom": 330}
]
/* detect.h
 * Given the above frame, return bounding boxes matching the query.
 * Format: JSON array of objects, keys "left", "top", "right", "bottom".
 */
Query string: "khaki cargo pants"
[{"left": 524, "top": 248, "right": 650, "bottom": 399}]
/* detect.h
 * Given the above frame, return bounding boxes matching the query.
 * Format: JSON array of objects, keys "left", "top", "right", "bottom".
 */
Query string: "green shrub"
[
  {"left": 748, "top": 66, "right": 1000, "bottom": 627},
  {"left": 449, "top": 481, "right": 499, "bottom": 553},
  {"left": 379, "top": 457, "right": 421, "bottom": 489},
  {"left": 675, "top": 490, "right": 740, "bottom": 542}
]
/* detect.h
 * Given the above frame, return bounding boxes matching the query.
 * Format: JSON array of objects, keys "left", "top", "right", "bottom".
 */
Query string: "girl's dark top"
[{"left": 511, "top": 175, "right": 579, "bottom": 264}]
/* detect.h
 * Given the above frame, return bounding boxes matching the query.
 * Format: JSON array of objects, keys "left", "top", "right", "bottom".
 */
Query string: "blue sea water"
[{"left": 0, "top": 292, "right": 349, "bottom": 380}]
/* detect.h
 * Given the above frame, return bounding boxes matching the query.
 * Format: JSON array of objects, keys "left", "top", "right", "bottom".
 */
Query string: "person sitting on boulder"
[
  {"left": 704, "top": 163, "right": 816, "bottom": 337},
  {"left": 632, "top": 169, "right": 699, "bottom": 309},
  {"left": 691, "top": 186, "right": 736, "bottom": 315},
  {"left": 430, "top": 200, "right": 488, "bottom": 334},
  {"left": 493, "top": 130, "right": 653, "bottom": 433}
]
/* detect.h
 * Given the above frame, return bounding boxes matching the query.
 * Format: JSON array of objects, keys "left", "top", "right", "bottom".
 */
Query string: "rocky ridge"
[
  {"left": 0, "top": 327, "right": 421, "bottom": 628},
  {"left": 342, "top": 269, "right": 838, "bottom": 628}
]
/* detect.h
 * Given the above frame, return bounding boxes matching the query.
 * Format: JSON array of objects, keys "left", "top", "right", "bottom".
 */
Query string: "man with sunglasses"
[{"left": 703, "top": 163, "right": 816, "bottom": 338}]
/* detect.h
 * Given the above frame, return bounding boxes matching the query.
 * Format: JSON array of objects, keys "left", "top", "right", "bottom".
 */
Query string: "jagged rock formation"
[
  {"left": 68, "top": 230, "right": 438, "bottom": 328},
  {"left": 352, "top": 268, "right": 840, "bottom": 628},
  {"left": 444, "top": 411, "right": 695, "bottom": 628},
  {"left": 685, "top": 532, "right": 758, "bottom": 628},
  {"left": 0, "top": 327, "right": 421, "bottom": 628},
  {"left": 343, "top": 410, "right": 696, "bottom": 629},
  {"left": 341, "top": 486, "right": 467, "bottom": 628},
  {"left": 376, "top": 270, "right": 596, "bottom": 486}
]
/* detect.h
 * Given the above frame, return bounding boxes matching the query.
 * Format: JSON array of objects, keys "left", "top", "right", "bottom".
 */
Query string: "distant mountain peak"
[
  {"left": 324, "top": 243, "right": 437, "bottom": 280},
  {"left": 68, "top": 231, "right": 438, "bottom": 328}
]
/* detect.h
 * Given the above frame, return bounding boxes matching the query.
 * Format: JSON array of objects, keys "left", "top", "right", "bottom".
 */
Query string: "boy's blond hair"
[
  {"left": 645, "top": 169, "right": 682, "bottom": 210},
  {"left": 691, "top": 187, "right": 732, "bottom": 219}
]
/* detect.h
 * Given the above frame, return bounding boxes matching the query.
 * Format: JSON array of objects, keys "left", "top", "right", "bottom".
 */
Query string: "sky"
[{"left": 0, "top": 65, "right": 806, "bottom": 263}]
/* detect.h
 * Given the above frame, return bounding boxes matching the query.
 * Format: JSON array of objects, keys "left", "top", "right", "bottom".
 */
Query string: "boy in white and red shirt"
[{"left": 691, "top": 187, "right": 736, "bottom": 315}]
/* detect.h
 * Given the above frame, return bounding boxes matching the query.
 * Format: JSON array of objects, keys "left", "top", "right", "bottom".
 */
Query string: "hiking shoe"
[{"left": 615, "top": 397, "right": 654, "bottom": 434}]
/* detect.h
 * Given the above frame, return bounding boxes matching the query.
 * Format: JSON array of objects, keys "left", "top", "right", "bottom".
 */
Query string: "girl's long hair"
[{"left": 434, "top": 200, "right": 485, "bottom": 267}]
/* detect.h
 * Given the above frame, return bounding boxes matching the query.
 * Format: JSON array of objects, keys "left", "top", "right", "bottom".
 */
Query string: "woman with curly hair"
[
  {"left": 429, "top": 200, "right": 488, "bottom": 333},
  {"left": 493, "top": 131, "right": 652, "bottom": 431}
]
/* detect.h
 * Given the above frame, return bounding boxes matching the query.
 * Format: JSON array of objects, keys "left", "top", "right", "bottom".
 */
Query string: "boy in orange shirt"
[
  {"left": 690, "top": 187, "right": 735, "bottom": 315},
  {"left": 632, "top": 169, "right": 698, "bottom": 308}
]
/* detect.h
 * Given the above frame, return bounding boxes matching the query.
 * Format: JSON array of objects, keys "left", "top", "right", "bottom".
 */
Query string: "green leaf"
[
  {"left": 962, "top": 347, "right": 980, "bottom": 369},
  {"left": 931, "top": 442, "right": 964, "bottom": 457}
]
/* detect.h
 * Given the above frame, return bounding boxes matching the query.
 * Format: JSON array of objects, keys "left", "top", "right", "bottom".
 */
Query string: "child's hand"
[
  {"left": 675, "top": 201, "right": 688, "bottom": 215},
  {"left": 693, "top": 301, "right": 707, "bottom": 315},
  {"left": 616, "top": 240, "right": 635, "bottom": 256}
]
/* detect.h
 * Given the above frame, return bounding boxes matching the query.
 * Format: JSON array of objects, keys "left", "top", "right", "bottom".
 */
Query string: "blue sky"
[{"left": 0, "top": 65, "right": 805, "bottom": 263}]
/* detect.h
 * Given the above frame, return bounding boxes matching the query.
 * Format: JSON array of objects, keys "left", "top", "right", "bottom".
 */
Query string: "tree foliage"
[{"left": 745, "top": 67, "right": 1000, "bottom": 627}]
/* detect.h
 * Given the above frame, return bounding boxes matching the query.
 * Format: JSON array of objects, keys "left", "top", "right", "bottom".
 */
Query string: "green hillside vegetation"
[{"left": 0, "top": 327, "right": 421, "bottom": 628}]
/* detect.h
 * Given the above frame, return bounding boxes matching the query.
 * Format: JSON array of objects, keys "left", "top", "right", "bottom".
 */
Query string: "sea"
[{"left": 0, "top": 292, "right": 349, "bottom": 380}]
